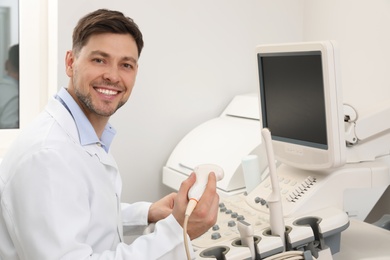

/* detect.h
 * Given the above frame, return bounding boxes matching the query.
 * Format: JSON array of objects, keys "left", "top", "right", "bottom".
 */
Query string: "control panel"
[{"left": 193, "top": 192, "right": 349, "bottom": 259}]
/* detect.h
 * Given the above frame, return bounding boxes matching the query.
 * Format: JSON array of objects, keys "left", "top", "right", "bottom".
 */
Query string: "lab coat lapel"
[
  {"left": 46, "top": 97, "right": 118, "bottom": 169},
  {"left": 46, "top": 97, "right": 79, "bottom": 143},
  {"left": 84, "top": 145, "right": 118, "bottom": 169}
]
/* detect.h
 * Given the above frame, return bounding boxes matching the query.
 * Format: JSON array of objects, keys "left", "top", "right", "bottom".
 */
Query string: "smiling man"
[
  {"left": 0, "top": 9, "right": 219, "bottom": 259},
  {"left": 65, "top": 32, "right": 138, "bottom": 136}
]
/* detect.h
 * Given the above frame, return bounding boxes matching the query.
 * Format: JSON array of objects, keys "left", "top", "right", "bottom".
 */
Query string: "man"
[
  {"left": 0, "top": 9, "right": 219, "bottom": 259},
  {"left": 0, "top": 44, "right": 19, "bottom": 129}
]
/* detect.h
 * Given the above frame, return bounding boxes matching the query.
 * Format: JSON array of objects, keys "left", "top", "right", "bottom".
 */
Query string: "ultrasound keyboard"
[{"left": 192, "top": 193, "right": 349, "bottom": 260}]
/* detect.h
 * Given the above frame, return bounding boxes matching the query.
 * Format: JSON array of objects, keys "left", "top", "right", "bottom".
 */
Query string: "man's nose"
[{"left": 103, "top": 65, "right": 120, "bottom": 83}]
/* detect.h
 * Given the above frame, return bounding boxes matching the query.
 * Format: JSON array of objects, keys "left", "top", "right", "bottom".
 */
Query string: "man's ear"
[{"left": 65, "top": 50, "right": 75, "bottom": 77}]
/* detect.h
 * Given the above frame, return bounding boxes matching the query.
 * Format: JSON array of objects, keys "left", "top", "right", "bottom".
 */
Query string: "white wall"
[
  {"left": 303, "top": 0, "right": 390, "bottom": 117},
  {"left": 56, "top": 0, "right": 304, "bottom": 203}
]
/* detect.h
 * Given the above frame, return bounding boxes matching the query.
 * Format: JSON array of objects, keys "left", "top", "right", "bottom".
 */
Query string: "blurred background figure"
[{"left": 0, "top": 44, "right": 19, "bottom": 129}]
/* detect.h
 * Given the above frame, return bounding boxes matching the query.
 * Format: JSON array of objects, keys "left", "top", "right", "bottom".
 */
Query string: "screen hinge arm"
[
  {"left": 344, "top": 103, "right": 390, "bottom": 145},
  {"left": 344, "top": 104, "right": 358, "bottom": 145}
]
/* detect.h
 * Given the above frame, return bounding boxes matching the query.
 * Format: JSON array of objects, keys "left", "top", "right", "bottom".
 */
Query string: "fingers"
[
  {"left": 196, "top": 172, "right": 219, "bottom": 214},
  {"left": 172, "top": 172, "right": 196, "bottom": 225},
  {"left": 198, "top": 172, "right": 217, "bottom": 203},
  {"left": 177, "top": 171, "right": 217, "bottom": 205},
  {"left": 164, "top": 192, "right": 177, "bottom": 209},
  {"left": 207, "top": 172, "right": 219, "bottom": 202},
  {"left": 148, "top": 192, "right": 178, "bottom": 223},
  {"left": 177, "top": 172, "right": 196, "bottom": 202},
  {"left": 172, "top": 171, "right": 219, "bottom": 237},
  {"left": 186, "top": 172, "right": 220, "bottom": 239}
]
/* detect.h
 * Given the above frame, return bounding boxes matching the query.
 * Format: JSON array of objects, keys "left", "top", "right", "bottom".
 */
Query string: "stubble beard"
[{"left": 74, "top": 85, "right": 125, "bottom": 117}]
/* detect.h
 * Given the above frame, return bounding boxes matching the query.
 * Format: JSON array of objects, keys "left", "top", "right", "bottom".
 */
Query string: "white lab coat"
[{"left": 0, "top": 97, "right": 193, "bottom": 259}]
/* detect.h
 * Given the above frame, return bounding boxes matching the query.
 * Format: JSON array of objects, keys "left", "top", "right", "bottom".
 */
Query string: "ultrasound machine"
[{"left": 163, "top": 41, "right": 390, "bottom": 259}]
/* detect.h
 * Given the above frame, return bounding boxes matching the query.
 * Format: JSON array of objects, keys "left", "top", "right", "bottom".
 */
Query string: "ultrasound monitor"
[{"left": 256, "top": 41, "right": 346, "bottom": 170}]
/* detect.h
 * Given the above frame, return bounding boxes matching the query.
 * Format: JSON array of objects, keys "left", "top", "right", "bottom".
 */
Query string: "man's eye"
[
  {"left": 93, "top": 58, "right": 104, "bottom": 63},
  {"left": 123, "top": 63, "right": 133, "bottom": 69}
]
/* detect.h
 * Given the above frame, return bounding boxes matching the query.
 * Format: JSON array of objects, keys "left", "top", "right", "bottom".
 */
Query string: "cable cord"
[
  {"left": 184, "top": 199, "right": 198, "bottom": 260},
  {"left": 183, "top": 214, "right": 191, "bottom": 260},
  {"left": 263, "top": 250, "right": 317, "bottom": 260}
]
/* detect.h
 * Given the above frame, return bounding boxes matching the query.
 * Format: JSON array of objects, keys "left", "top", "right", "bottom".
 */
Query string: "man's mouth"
[{"left": 95, "top": 88, "right": 119, "bottom": 96}]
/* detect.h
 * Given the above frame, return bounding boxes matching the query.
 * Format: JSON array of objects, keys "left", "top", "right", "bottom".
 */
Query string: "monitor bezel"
[{"left": 256, "top": 41, "right": 346, "bottom": 170}]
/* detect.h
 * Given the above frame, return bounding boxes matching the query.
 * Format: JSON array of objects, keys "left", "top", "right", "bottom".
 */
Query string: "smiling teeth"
[{"left": 97, "top": 88, "right": 118, "bottom": 95}]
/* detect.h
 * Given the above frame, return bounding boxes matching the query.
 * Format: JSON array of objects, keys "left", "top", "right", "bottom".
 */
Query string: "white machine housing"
[
  {"left": 162, "top": 93, "right": 267, "bottom": 196},
  {"left": 163, "top": 92, "right": 390, "bottom": 220}
]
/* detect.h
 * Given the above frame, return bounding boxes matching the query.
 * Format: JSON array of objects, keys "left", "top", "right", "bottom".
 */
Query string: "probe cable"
[{"left": 183, "top": 199, "right": 198, "bottom": 260}]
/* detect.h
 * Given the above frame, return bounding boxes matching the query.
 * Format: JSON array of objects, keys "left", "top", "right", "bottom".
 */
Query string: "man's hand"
[
  {"left": 148, "top": 192, "right": 177, "bottom": 223},
  {"left": 172, "top": 172, "right": 220, "bottom": 240}
]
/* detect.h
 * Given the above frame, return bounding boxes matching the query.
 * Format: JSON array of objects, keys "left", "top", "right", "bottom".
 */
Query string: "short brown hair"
[{"left": 72, "top": 9, "right": 144, "bottom": 57}]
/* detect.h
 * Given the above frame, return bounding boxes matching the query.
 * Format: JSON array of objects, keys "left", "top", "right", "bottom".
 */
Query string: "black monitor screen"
[{"left": 258, "top": 51, "right": 328, "bottom": 149}]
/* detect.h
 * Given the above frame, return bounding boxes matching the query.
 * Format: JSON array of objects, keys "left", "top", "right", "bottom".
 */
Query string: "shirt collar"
[{"left": 55, "top": 87, "right": 116, "bottom": 153}]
